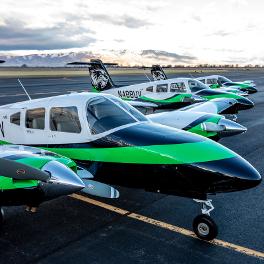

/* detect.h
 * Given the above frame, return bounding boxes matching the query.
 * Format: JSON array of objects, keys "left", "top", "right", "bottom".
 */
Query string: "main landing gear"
[{"left": 192, "top": 199, "right": 218, "bottom": 241}]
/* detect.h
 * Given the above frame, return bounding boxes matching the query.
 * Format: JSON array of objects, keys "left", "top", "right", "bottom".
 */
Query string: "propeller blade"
[
  {"left": 77, "top": 166, "right": 94, "bottom": 179},
  {"left": 81, "top": 179, "right": 119, "bottom": 199},
  {"left": 0, "top": 158, "right": 50, "bottom": 181}
]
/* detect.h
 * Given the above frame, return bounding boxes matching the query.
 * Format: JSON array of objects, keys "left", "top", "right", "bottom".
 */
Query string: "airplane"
[
  {"left": 150, "top": 65, "right": 255, "bottom": 112},
  {"left": 196, "top": 75, "right": 257, "bottom": 94},
  {"left": 67, "top": 61, "right": 207, "bottom": 111},
  {"left": 0, "top": 92, "right": 260, "bottom": 240},
  {"left": 67, "top": 60, "right": 254, "bottom": 114},
  {"left": 151, "top": 65, "right": 248, "bottom": 96},
  {"left": 0, "top": 144, "right": 121, "bottom": 227}
]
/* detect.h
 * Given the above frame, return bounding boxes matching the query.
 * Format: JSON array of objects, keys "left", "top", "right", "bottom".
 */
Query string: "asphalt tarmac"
[{"left": 0, "top": 69, "right": 263, "bottom": 264}]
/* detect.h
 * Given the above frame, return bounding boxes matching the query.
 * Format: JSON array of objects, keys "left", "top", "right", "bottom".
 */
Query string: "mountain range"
[{"left": 0, "top": 49, "right": 196, "bottom": 67}]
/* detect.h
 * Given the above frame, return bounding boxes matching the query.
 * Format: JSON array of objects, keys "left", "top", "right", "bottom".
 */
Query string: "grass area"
[
  {"left": 0, "top": 67, "right": 261, "bottom": 78},
  {"left": 0, "top": 67, "right": 232, "bottom": 78}
]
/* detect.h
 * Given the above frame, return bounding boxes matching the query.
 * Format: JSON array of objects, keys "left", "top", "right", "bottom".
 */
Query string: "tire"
[{"left": 193, "top": 214, "right": 218, "bottom": 241}]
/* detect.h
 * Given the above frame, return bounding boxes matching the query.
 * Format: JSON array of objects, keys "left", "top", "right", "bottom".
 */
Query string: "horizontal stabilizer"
[
  {"left": 82, "top": 179, "right": 119, "bottom": 198},
  {"left": 67, "top": 61, "right": 118, "bottom": 67},
  {"left": 0, "top": 158, "right": 50, "bottom": 181}
]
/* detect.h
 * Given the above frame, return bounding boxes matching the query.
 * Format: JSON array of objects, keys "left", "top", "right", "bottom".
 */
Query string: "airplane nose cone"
[
  {"left": 194, "top": 156, "right": 261, "bottom": 193},
  {"left": 236, "top": 97, "right": 254, "bottom": 110},
  {"left": 245, "top": 87, "right": 257, "bottom": 94},
  {"left": 217, "top": 118, "right": 247, "bottom": 137},
  {"left": 40, "top": 160, "right": 85, "bottom": 199}
]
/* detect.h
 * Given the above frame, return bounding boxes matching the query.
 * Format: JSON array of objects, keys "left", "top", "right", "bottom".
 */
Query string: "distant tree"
[{"left": 21, "top": 64, "right": 28, "bottom": 68}]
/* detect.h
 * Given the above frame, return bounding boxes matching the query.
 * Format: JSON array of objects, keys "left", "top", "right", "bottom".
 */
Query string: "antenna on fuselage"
[
  {"left": 17, "top": 79, "right": 32, "bottom": 100},
  {"left": 139, "top": 66, "right": 152, "bottom": 82},
  {"left": 144, "top": 73, "right": 151, "bottom": 82}
]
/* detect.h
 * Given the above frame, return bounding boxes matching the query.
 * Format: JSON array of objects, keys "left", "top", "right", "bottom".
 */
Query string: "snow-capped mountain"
[{"left": 0, "top": 50, "right": 196, "bottom": 67}]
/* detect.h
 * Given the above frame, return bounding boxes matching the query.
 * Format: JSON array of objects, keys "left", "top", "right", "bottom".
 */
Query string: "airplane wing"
[
  {"left": 178, "top": 98, "right": 237, "bottom": 115},
  {"left": 0, "top": 144, "right": 119, "bottom": 199}
]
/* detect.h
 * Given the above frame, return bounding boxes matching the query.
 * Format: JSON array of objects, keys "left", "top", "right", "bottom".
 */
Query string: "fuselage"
[
  {"left": 197, "top": 75, "right": 257, "bottom": 94},
  {"left": 95, "top": 78, "right": 254, "bottom": 113}
]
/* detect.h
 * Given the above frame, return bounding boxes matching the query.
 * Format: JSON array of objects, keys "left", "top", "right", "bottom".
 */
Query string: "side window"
[
  {"left": 50, "top": 106, "right": 81, "bottom": 133},
  {"left": 199, "top": 79, "right": 205, "bottom": 84},
  {"left": 26, "top": 108, "right": 45, "bottom": 129},
  {"left": 170, "top": 82, "right": 187, "bottom": 92},
  {"left": 156, "top": 84, "right": 168, "bottom": 93},
  {"left": 10, "top": 112, "right": 21, "bottom": 126},
  {"left": 146, "top": 86, "right": 153, "bottom": 92},
  {"left": 188, "top": 80, "right": 205, "bottom": 92}
]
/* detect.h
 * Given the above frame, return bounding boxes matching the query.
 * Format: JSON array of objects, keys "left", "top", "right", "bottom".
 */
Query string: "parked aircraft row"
[{"left": 0, "top": 59, "right": 261, "bottom": 241}]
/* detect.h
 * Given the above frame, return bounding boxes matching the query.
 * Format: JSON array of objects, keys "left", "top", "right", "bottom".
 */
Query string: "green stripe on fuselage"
[
  {"left": 43, "top": 140, "right": 235, "bottom": 165},
  {"left": 202, "top": 93, "right": 241, "bottom": 100}
]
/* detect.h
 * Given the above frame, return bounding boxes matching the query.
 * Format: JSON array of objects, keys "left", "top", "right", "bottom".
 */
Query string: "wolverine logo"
[
  {"left": 117, "top": 90, "right": 142, "bottom": 98},
  {"left": 152, "top": 70, "right": 166, "bottom": 81},
  {"left": 90, "top": 68, "right": 109, "bottom": 90}
]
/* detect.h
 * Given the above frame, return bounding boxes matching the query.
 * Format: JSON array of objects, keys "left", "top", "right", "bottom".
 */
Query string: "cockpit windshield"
[
  {"left": 218, "top": 76, "right": 231, "bottom": 84},
  {"left": 87, "top": 96, "right": 147, "bottom": 135},
  {"left": 188, "top": 80, "right": 208, "bottom": 92}
]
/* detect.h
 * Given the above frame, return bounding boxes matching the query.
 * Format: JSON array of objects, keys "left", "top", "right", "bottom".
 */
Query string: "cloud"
[
  {"left": 208, "top": 30, "right": 233, "bottom": 37},
  {"left": 89, "top": 14, "right": 151, "bottom": 28},
  {"left": 0, "top": 19, "right": 96, "bottom": 50},
  {"left": 192, "top": 15, "right": 202, "bottom": 22},
  {"left": 141, "top": 50, "right": 196, "bottom": 63}
]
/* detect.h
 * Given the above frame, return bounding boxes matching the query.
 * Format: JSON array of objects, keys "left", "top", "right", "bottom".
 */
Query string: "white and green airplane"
[
  {"left": 0, "top": 91, "right": 260, "bottom": 240},
  {"left": 196, "top": 75, "right": 257, "bottom": 94}
]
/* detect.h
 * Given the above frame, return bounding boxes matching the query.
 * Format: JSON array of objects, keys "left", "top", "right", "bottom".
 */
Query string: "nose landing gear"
[{"left": 193, "top": 199, "right": 218, "bottom": 241}]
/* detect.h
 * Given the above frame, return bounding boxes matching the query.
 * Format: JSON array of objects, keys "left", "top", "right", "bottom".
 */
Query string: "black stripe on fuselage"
[
  {"left": 196, "top": 89, "right": 226, "bottom": 96},
  {"left": 31, "top": 123, "right": 203, "bottom": 149},
  {"left": 73, "top": 156, "right": 261, "bottom": 199}
]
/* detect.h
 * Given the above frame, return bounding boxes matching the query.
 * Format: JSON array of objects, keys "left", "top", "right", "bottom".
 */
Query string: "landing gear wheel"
[{"left": 193, "top": 214, "right": 218, "bottom": 241}]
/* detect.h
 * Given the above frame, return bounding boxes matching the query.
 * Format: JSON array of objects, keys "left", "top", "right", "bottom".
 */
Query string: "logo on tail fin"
[
  {"left": 151, "top": 65, "right": 167, "bottom": 81},
  {"left": 90, "top": 66, "right": 110, "bottom": 91},
  {"left": 89, "top": 60, "right": 115, "bottom": 91}
]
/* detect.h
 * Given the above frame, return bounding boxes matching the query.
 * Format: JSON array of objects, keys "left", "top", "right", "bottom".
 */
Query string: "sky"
[{"left": 0, "top": 0, "right": 264, "bottom": 65}]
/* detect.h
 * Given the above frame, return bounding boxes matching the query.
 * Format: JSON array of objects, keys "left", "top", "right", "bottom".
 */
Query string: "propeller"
[
  {"left": 81, "top": 179, "right": 119, "bottom": 199},
  {"left": 0, "top": 158, "right": 50, "bottom": 182}
]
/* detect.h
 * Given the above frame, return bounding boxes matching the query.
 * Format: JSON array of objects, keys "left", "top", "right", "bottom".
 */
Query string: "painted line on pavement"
[{"left": 71, "top": 194, "right": 264, "bottom": 260}]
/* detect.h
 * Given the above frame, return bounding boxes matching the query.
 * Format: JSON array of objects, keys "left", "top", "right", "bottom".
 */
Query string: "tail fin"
[
  {"left": 89, "top": 59, "right": 115, "bottom": 91},
  {"left": 67, "top": 60, "right": 116, "bottom": 91},
  {"left": 151, "top": 65, "right": 167, "bottom": 81}
]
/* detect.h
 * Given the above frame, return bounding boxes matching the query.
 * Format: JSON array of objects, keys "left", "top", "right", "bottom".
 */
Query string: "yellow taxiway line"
[{"left": 70, "top": 194, "right": 264, "bottom": 260}]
